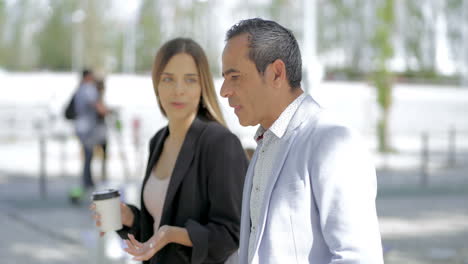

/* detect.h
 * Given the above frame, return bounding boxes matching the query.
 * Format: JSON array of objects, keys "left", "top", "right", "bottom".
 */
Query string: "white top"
[
  {"left": 248, "top": 93, "right": 306, "bottom": 262},
  {"left": 143, "top": 170, "right": 171, "bottom": 231}
]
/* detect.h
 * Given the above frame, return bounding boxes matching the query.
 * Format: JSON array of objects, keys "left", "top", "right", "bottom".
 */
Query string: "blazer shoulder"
[
  {"left": 313, "top": 110, "right": 358, "bottom": 138},
  {"left": 297, "top": 110, "right": 362, "bottom": 151},
  {"left": 311, "top": 113, "right": 369, "bottom": 159},
  {"left": 200, "top": 121, "right": 243, "bottom": 149},
  {"left": 203, "top": 121, "right": 236, "bottom": 139}
]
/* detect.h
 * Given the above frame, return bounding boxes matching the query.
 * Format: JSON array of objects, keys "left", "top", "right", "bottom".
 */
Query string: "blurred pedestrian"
[
  {"left": 74, "top": 69, "right": 108, "bottom": 190},
  {"left": 95, "top": 79, "right": 109, "bottom": 182},
  {"left": 91, "top": 38, "right": 248, "bottom": 264}
]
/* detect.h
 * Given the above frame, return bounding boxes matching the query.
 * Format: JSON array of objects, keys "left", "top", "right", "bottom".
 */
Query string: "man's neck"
[{"left": 260, "top": 88, "right": 303, "bottom": 129}]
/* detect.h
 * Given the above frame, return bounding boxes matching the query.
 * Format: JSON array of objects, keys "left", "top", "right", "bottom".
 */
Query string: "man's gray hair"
[{"left": 226, "top": 18, "right": 302, "bottom": 89}]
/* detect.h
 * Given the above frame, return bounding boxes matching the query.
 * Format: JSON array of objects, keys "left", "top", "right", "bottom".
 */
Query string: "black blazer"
[{"left": 118, "top": 117, "right": 248, "bottom": 264}]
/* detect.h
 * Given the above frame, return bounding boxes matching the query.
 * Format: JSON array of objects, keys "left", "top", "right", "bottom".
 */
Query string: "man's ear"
[{"left": 270, "top": 59, "right": 286, "bottom": 88}]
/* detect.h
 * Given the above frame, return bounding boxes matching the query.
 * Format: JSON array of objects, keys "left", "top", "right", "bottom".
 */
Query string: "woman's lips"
[{"left": 171, "top": 102, "right": 186, "bottom": 109}]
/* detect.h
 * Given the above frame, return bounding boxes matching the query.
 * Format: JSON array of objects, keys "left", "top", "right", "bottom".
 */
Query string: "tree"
[
  {"left": 37, "top": 0, "right": 76, "bottom": 70},
  {"left": 81, "top": 0, "right": 111, "bottom": 72},
  {"left": 135, "top": 0, "right": 162, "bottom": 72},
  {"left": 0, "top": 0, "right": 6, "bottom": 65},
  {"left": 316, "top": 0, "right": 375, "bottom": 75},
  {"left": 444, "top": 0, "right": 464, "bottom": 76},
  {"left": 371, "top": 0, "right": 394, "bottom": 152},
  {"left": 4, "top": 0, "right": 31, "bottom": 70}
]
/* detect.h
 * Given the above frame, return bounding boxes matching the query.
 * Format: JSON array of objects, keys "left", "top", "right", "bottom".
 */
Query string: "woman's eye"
[
  {"left": 231, "top": 75, "right": 240, "bottom": 80},
  {"left": 186, "top": 78, "right": 198, "bottom": 84},
  {"left": 162, "top": 77, "right": 173, "bottom": 82}
]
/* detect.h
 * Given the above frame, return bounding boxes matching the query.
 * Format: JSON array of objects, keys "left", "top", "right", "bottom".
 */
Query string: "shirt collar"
[{"left": 254, "top": 93, "right": 306, "bottom": 142}]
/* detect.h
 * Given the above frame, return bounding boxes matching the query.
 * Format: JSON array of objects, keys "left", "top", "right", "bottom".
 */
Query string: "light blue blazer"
[{"left": 238, "top": 95, "right": 384, "bottom": 264}]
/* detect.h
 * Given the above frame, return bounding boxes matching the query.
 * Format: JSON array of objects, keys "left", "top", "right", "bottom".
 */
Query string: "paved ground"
[
  {"left": 0, "top": 174, "right": 136, "bottom": 264},
  {"left": 378, "top": 189, "right": 468, "bottom": 263},
  {"left": 1, "top": 165, "right": 468, "bottom": 264}
]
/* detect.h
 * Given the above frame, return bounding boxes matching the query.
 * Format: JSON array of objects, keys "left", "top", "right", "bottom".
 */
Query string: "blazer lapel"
[
  {"left": 143, "top": 128, "right": 169, "bottom": 187},
  {"left": 159, "top": 117, "right": 207, "bottom": 226},
  {"left": 251, "top": 95, "right": 322, "bottom": 258}
]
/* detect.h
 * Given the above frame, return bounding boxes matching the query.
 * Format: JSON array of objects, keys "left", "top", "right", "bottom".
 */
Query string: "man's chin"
[
  {"left": 237, "top": 116, "right": 248, "bottom": 127},
  {"left": 238, "top": 117, "right": 254, "bottom": 127}
]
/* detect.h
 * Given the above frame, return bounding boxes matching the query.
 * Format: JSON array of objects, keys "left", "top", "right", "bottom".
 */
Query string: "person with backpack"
[{"left": 73, "top": 69, "right": 108, "bottom": 190}]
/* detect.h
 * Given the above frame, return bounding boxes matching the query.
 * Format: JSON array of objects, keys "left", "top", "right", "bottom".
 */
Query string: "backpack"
[{"left": 64, "top": 93, "right": 77, "bottom": 120}]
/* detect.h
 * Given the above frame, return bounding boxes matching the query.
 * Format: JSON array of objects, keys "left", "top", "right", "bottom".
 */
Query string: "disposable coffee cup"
[{"left": 92, "top": 189, "right": 123, "bottom": 232}]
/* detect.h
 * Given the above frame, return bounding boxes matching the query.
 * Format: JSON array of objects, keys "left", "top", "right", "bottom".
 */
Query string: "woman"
[{"left": 91, "top": 38, "right": 247, "bottom": 264}]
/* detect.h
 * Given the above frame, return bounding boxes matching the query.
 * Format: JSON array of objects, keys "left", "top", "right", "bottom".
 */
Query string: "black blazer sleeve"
[
  {"left": 116, "top": 204, "right": 141, "bottom": 240},
  {"left": 184, "top": 125, "right": 247, "bottom": 263},
  {"left": 116, "top": 133, "right": 158, "bottom": 240}
]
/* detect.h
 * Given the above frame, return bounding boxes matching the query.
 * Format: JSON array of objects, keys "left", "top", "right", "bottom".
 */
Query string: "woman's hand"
[
  {"left": 90, "top": 202, "right": 134, "bottom": 237},
  {"left": 124, "top": 225, "right": 173, "bottom": 261}
]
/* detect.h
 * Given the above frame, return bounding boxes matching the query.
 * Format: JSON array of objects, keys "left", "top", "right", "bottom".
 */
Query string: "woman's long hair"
[{"left": 152, "top": 38, "right": 226, "bottom": 126}]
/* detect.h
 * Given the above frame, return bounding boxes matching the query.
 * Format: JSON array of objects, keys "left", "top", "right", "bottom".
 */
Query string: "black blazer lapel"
[
  {"left": 143, "top": 127, "right": 169, "bottom": 188},
  {"left": 160, "top": 117, "right": 208, "bottom": 226}
]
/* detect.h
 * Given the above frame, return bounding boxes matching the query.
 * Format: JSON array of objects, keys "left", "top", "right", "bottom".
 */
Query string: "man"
[
  {"left": 74, "top": 69, "right": 107, "bottom": 189},
  {"left": 220, "top": 18, "right": 383, "bottom": 264}
]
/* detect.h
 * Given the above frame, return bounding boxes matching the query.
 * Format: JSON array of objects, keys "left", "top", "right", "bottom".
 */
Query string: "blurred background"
[{"left": 0, "top": 0, "right": 467, "bottom": 263}]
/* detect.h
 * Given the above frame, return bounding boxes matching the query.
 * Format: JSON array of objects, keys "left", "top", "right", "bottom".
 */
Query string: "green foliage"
[
  {"left": 37, "top": 0, "right": 75, "bottom": 70},
  {"left": 82, "top": 0, "right": 111, "bottom": 72},
  {"left": 0, "top": 0, "right": 465, "bottom": 78},
  {"left": 3, "top": 0, "right": 30, "bottom": 70},
  {"left": 371, "top": 0, "right": 395, "bottom": 152},
  {"left": 0, "top": 0, "right": 5, "bottom": 65},
  {"left": 135, "top": 0, "right": 162, "bottom": 72},
  {"left": 317, "top": 0, "right": 370, "bottom": 72},
  {"left": 269, "top": 0, "right": 288, "bottom": 21}
]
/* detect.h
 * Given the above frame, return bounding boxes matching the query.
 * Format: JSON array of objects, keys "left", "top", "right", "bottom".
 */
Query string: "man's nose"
[{"left": 220, "top": 81, "right": 232, "bottom": 98}]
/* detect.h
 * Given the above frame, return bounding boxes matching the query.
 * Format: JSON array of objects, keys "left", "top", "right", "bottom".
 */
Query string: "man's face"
[
  {"left": 220, "top": 34, "right": 270, "bottom": 127},
  {"left": 84, "top": 73, "right": 94, "bottom": 83}
]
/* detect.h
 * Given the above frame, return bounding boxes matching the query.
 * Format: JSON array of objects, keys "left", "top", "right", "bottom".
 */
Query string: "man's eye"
[{"left": 231, "top": 75, "right": 240, "bottom": 80}]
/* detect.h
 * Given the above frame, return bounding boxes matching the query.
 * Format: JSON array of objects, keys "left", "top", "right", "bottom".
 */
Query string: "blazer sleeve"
[
  {"left": 311, "top": 126, "right": 384, "bottom": 264},
  {"left": 184, "top": 129, "right": 247, "bottom": 264},
  {"left": 117, "top": 133, "right": 158, "bottom": 241},
  {"left": 116, "top": 204, "right": 141, "bottom": 240}
]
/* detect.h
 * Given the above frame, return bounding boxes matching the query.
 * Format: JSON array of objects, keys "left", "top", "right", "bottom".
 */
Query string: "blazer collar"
[
  {"left": 285, "top": 95, "right": 321, "bottom": 138},
  {"left": 144, "top": 117, "right": 208, "bottom": 227}
]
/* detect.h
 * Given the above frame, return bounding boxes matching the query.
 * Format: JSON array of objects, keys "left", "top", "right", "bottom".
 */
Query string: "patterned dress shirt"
[{"left": 248, "top": 93, "right": 306, "bottom": 262}]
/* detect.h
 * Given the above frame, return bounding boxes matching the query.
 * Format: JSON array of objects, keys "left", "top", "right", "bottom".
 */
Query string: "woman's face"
[{"left": 157, "top": 53, "right": 202, "bottom": 122}]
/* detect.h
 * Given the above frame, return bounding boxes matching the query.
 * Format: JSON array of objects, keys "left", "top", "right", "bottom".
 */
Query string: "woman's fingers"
[
  {"left": 124, "top": 240, "right": 143, "bottom": 256},
  {"left": 92, "top": 213, "right": 101, "bottom": 220},
  {"left": 133, "top": 251, "right": 153, "bottom": 261},
  {"left": 124, "top": 240, "right": 137, "bottom": 253},
  {"left": 90, "top": 203, "right": 104, "bottom": 236},
  {"left": 128, "top": 234, "right": 144, "bottom": 248},
  {"left": 123, "top": 234, "right": 162, "bottom": 261}
]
